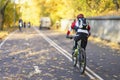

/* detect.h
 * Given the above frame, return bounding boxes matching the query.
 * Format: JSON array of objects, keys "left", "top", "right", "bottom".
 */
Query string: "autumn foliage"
[{"left": 0, "top": 0, "right": 120, "bottom": 30}]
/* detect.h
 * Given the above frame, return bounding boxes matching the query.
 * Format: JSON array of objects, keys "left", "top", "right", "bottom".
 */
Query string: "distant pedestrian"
[
  {"left": 27, "top": 22, "right": 31, "bottom": 28},
  {"left": 24, "top": 22, "right": 26, "bottom": 28},
  {"left": 56, "top": 20, "right": 60, "bottom": 29}
]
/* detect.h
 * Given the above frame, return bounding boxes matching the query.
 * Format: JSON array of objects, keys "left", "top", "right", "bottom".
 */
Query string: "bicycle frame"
[{"left": 72, "top": 39, "right": 86, "bottom": 74}]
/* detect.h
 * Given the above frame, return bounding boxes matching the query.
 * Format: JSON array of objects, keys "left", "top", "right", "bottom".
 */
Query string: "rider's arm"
[
  {"left": 88, "top": 25, "right": 91, "bottom": 36},
  {"left": 66, "top": 20, "right": 76, "bottom": 36},
  {"left": 88, "top": 25, "right": 90, "bottom": 31},
  {"left": 66, "top": 27, "right": 72, "bottom": 37}
]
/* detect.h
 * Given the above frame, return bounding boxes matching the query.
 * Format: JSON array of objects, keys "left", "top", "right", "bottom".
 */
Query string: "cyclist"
[
  {"left": 66, "top": 14, "right": 91, "bottom": 54},
  {"left": 18, "top": 19, "right": 23, "bottom": 31}
]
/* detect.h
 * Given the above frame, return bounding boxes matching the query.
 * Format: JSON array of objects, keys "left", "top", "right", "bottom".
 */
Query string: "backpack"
[{"left": 78, "top": 18, "right": 88, "bottom": 30}]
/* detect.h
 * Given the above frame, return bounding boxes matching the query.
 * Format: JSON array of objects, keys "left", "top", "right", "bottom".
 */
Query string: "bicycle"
[
  {"left": 67, "top": 35, "right": 86, "bottom": 74},
  {"left": 19, "top": 22, "right": 22, "bottom": 31}
]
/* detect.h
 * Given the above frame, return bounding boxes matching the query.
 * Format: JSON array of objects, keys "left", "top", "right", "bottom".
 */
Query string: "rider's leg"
[
  {"left": 73, "top": 35, "right": 79, "bottom": 50},
  {"left": 73, "top": 40, "right": 77, "bottom": 50},
  {"left": 72, "top": 40, "right": 77, "bottom": 55},
  {"left": 81, "top": 33, "right": 88, "bottom": 50},
  {"left": 81, "top": 38, "right": 87, "bottom": 50},
  {"left": 72, "top": 42, "right": 77, "bottom": 55},
  {"left": 72, "top": 35, "right": 80, "bottom": 55}
]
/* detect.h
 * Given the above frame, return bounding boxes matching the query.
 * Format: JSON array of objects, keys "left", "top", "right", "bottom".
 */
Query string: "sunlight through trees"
[{"left": 0, "top": 0, "right": 120, "bottom": 30}]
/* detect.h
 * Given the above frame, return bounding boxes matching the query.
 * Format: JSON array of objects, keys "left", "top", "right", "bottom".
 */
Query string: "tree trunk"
[
  {"left": 113, "top": 0, "right": 119, "bottom": 11},
  {"left": 0, "top": 0, "right": 9, "bottom": 30}
]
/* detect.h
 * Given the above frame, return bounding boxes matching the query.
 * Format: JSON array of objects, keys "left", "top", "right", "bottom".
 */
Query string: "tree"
[
  {"left": 0, "top": 0, "right": 9, "bottom": 30},
  {"left": 0, "top": 0, "right": 20, "bottom": 30},
  {"left": 4, "top": 1, "right": 20, "bottom": 29},
  {"left": 15, "top": 0, "right": 120, "bottom": 27},
  {"left": 113, "top": 0, "right": 120, "bottom": 11}
]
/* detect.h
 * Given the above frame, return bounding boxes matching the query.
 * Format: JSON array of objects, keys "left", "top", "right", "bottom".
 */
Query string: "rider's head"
[{"left": 77, "top": 14, "right": 84, "bottom": 19}]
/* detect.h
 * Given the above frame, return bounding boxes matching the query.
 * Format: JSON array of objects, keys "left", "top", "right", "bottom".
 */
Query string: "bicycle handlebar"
[
  {"left": 66, "top": 35, "right": 78, "bottom": 39},
  {"left": 68, "top": 36, "right": 73, "bottom": 39}
]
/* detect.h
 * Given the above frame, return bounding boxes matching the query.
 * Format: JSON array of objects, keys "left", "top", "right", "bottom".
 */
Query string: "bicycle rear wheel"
[{"left": 78, "top": 48, "right": 86, "bottom": 74}]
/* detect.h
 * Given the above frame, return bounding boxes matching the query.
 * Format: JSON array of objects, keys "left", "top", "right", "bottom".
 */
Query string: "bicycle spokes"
[
  {"left": 72, "top": 53, "right": 77, "bottom": 67},
  {"left": 78, "top": 49, "right": 86, "bottom": 74}
]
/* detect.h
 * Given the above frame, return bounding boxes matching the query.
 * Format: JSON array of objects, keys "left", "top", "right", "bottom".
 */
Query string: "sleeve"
[
  {"left": 66, "top": 21, "right": 76, "bottom": 35},
  {"left": 67, "top": 20, "right": 78, "bottom": 36},
  {"left": 67, "top": 26, "right": 72, "bottom": 35},
  {"left": 88, "top": 25, "right": 91, "bottom": 31},
  {"left": 71, "top": 21, "right": 76, "bottom": 29},
  {"left": 88, "top": 25, "right": 91, "bottom": 36}
]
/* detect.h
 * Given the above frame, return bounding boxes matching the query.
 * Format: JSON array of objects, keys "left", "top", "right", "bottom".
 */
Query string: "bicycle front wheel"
[
  {"left": 78, "top": 48, "right": 86, "bottom": 74},
  {"left": 72, "top": 52, "right": 77, "bottom": 67}
]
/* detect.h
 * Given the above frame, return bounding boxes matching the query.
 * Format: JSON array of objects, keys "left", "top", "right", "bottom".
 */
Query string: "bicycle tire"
[
  {"left": 72, "top": 53, "right": 77, "bottom": 67},
  {"left": 78, "top": 48, "right": 86, "bottom": 74}
]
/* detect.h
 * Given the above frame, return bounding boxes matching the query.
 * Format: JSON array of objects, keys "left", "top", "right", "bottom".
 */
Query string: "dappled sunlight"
[
  {"left": 9, "top": 32, "right": 39, "bottom": 40},
  {"left": 25, "top": 49, "right": 49, "bottom": 57},
  {"left": 42, "top": 73, "right": 54, "bottom": 78},
  {"left": 1, "top": 25, "right": 109, "bottom": 79},
  {"left": 89, "top": 36, "right": 120, "bottom": 51},
  {"left": 0, "top": 0, "right": 120, "bottom": 32},
  {"left": 9, "top": 48, "right": 31, "bottom": 56},
  {"left": 18, "top": 0, "right": 120, "bottom": 26},
  {"left": 19, "top": 0, "right": 40, "bottom": 26},
  {"left": 0, "top": 31, "right": 8, "bottom": 39},
  {"left": 0, "top": 47, "right": 84, "bottom": 79},
  {"left": 45, "top": 31, "right": 65, "bottom": 36}
]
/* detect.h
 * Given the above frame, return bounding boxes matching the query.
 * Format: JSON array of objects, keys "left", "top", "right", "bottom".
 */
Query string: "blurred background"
[{"left": 0, "top": 0, "right": 120, "bottom": 43}]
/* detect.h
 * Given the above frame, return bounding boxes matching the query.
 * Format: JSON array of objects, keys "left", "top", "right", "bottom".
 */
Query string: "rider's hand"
[
  {"left": 69, "top": 36, "right": 73, "bottom": 39},
  {"left": 66, "top": 35, "right": 69, "bottom": 38},
  {"left": 66, "top": 35, "right": 73, "bottom": 39},
  {"left": 88, "top": 32, "right": 91, "bottom": 37}
]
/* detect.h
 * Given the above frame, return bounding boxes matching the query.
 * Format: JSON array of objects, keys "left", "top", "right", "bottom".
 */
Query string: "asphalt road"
[{"left": 0, "top": 27, "right": 120, "bottom": 80}]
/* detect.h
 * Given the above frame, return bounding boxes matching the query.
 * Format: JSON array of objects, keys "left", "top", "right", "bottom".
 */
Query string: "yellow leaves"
[
  {"left": 17, "top": 0, "right": 120, "bottom": 26},
  {"left": 0, "top": 31, "right": 8, "bottom": 39},
  {"left": 20, "top": 0, "right": 40, "bottom": 25},
  {"left": 89, "top": 36, "right": 120, "bottom": 50}
]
